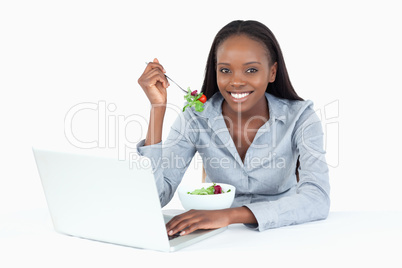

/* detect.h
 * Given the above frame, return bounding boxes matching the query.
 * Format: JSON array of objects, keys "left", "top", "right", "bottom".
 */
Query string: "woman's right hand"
[{"left": 138, "top": 58, "right": 170, "bottom": 106}]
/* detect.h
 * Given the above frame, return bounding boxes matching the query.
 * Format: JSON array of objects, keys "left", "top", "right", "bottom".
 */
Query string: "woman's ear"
[{"left": 269, "top": 62, "right": 278, "bottom": 83}]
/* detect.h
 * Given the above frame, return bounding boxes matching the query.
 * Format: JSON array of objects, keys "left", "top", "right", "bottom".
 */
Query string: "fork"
[
  {"left": 145, "top": 62, "right": 187, "bottom": 93},
  {"left": 165, "top": 74, "right": 188, "bottom": 93}
]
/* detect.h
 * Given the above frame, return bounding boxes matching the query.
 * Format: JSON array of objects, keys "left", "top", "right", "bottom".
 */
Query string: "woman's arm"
[
  {"left": 145, "top": 106, "right": 166, "bottom": 146},
  {"left": 166, "top": 207, "right": 257, "bottom": 236},
  {"left": 243, "top": 106, "right": 330, "bottom": 231},
  {"left": 138, "top": 58, "right": 169, "bottom": 146},
  {"left": 137, "top": 58, "right": 199, "bottom": 205}
]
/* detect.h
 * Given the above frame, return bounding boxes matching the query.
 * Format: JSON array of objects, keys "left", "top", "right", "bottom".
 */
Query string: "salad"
[
  {"left": 183, "top": 88, "right": 207, "bottom": 112},
  {"left": 187, "top": 183, "right": 231, "bottom": 195}
]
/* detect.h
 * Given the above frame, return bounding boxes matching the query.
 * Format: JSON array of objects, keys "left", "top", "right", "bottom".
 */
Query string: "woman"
[{"left": 137, "top": 20, "right": 330, "bottom": 236}]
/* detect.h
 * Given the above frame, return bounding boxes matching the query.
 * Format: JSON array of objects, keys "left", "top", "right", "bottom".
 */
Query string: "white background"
[{"left": 1, "top": 0, "right": 401, "bottom": 216}]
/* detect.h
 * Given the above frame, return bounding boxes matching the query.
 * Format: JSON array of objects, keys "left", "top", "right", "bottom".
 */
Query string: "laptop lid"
[{"left": 32, "top": 148, "right": 171, "bottom": 252}]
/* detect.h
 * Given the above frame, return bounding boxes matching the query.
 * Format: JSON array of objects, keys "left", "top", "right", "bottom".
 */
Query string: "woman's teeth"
[{"left": 230, "top": 92, "right": 250, "bottom": 99}]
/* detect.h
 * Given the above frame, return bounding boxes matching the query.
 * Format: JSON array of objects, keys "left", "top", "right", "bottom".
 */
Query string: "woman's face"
[{"left": 216, "top": 34, "right": 277, "bottom": 117}]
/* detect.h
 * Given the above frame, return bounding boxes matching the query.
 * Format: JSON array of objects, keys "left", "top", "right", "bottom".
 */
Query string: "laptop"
[{"left": 32, "top": 147, "right": 226, "bottom": 252}]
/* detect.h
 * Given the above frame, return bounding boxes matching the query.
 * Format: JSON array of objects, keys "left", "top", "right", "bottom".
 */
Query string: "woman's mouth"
[{"left": 228, "top": 91, "right": 253, "bottom": 102}]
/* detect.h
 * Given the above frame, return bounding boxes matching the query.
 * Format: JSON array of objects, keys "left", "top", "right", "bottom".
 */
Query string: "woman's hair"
[{"left": 201, "top": 20, "right": 303, "bottom": 101}]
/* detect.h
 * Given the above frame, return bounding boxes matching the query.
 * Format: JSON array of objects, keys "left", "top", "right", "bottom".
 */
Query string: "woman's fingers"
[
  {"left": 152, "top": 58, "right": 166, "bottom": 72},
  {"left": 166, "top": 211, "right": 194, "bottom": 235},
  {"left": 143, "top": 67, "right": 169, "bottom": 90},
  {"left": 177, "top": 222, "right": 201, "bottom": 236},
  {"left": 141, "top": 61, "right": 168, "bottom": 88},
  {"left": 166, "top": 210, "right": 230, "bottom": 236},
  {"left": 138, "top": 58, "right": 170, "bottom": 105},
  {"left": 143, "top": 58, "right": 167, "bottom": 80},
  {"left": 144, "top": 58, "right": 165, "bottom": 73},
  {"left": 150, "top": 58, "right": 170, "bottom": 87}
]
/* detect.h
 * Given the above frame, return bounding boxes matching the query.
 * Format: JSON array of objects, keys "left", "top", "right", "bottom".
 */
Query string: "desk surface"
[{"left": 1, "top": 210, "right": 401, "bottom": 268}]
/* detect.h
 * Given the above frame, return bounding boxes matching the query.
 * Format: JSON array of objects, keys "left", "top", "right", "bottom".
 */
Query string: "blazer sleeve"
[{"left": 244, "top": 105, "right": 330, "bottom": 231}]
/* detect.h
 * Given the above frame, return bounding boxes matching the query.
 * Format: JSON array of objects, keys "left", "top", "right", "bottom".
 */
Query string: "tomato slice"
[{"left": 198, "top": 94, "right": 207, "bottom": 103}]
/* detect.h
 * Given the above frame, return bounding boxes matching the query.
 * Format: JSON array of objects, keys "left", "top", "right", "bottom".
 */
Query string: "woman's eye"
[
  {"left": 220, "top": 68, "right": 231, "bottom": 74},
  {"left": 246, "top": 68, "right": 258, "bottom": 73}
]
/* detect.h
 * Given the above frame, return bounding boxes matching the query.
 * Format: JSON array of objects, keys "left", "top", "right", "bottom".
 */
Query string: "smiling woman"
[
  {"left": 201, "top": 20, "right": 302, "bottom": 102},
  {"left": 216, "top": 35, "right": 274, "bottom": 118},
  {"left": 136, "top": 20, "right": 330, "bottom": 238}
]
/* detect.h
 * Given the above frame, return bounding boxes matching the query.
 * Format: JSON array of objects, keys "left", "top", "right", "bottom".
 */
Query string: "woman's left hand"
[{"left": 166, "top": 209, "right": 231, "bottom": 236}]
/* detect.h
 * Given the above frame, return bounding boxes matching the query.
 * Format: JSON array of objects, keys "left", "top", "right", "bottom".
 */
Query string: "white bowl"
[{"left": 178, "top": 183, "right": 236, "bottom": 210}]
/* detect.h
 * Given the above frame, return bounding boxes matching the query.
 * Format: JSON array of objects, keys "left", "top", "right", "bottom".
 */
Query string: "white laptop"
[{"left": 32, "top": 147, "right": 226, "bottom": 252}]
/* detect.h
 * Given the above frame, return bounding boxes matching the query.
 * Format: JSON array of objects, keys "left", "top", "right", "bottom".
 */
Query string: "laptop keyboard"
[{"left": 168, "top": 232, "right": 181, "bottom": 240}]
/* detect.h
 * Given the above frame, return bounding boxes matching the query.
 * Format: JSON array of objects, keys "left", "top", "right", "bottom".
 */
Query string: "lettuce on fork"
[{"left": 183, "top": 88, "right": 207, "bottom": 112}]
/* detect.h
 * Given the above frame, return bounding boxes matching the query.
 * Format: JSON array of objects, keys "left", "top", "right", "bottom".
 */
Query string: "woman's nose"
[{"left": 230, "top": 73, "right": 246, "bottom": 87}]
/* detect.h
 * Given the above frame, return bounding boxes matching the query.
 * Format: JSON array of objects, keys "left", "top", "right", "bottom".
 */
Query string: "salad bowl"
[{"left": 178, "top": 183, "right": 236, "bottom": 211}]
